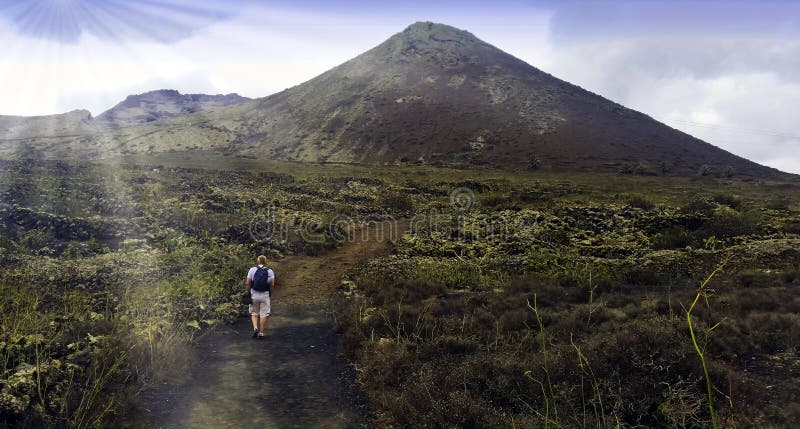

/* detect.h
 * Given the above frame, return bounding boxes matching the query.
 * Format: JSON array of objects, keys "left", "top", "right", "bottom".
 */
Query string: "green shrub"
[
  {"left": 0, "top": 236, "right": 15, "bottom": 250},
  {"left": 703, "top": 207, "right": 762, "bottom": 239},
  {"left": 18, "top": 228, "right": 51, "bottom": 251},
  {"left": 712, "top": 193, "right": 743, "bottom": 210},
  {"left": 410, "top": 259, "right": 483, "bottom": 290},
  {"left": 527, "top": 153, "right": 541, "bottom": 171},
  {"left": 766, "top": 195, "right": 792, "bottom": 211},
  {"left": 626, "top": 194, "right": 656, "bottom": 210},
  {"left": 651, "top": 226, "right": 693, "bottom": 249},
  {"left": 682, "top": 196, "right": 716, "bottom": 215},
  {"left": 783, "top": 219, "right": 800, "bottom": 234},
  {"left": 378, "top": 190, "right": 414, "bottom": 213}
]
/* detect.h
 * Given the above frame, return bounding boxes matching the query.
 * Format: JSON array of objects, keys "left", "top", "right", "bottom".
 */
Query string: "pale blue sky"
[{"left": 0, "top": 0, "right": 797, "bottom": 172}]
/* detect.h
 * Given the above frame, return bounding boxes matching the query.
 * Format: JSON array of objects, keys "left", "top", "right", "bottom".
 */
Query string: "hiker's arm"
[
  {"left": 245, "top": 276, "right": 251, "bottom": 291},
  {"left": 269, "top": 275, "right": 275, "bottom": 290}
]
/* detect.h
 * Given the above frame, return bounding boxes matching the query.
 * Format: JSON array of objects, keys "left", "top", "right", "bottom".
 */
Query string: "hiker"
[{"left": 246, "top": 255, "right": 275, "bottom": 339}]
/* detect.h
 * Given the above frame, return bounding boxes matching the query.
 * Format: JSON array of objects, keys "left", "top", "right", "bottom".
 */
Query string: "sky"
[{"left": 0, "top": 0, "right": 798, "bottom": 172}]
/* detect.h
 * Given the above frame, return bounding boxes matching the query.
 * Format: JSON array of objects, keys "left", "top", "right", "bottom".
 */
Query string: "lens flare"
[{"left": 0, "top": 0, "right": 239, "bottom": 44}]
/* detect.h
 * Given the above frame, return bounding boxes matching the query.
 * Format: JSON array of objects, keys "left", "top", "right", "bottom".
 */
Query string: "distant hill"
[
  {"left": 0, "top": 89, "right": 248, "bottom": 140},
  {"left": 0, "top": 22, "right": 787, "bottom": 178},
  {"left": 96, "top": 90, "right": 250, "bottom": 127},
  {"left": 0, "top": 110, "right": 96, "bottom": 140}
]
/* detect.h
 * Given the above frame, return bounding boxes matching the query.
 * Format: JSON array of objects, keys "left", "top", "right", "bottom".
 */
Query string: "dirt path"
[{"left": 137, "top": 227, "right": 396, "bottom": 428}]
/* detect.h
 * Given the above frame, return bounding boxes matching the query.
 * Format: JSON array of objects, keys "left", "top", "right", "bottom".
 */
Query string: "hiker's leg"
[
  {"left": 250, "top": 302, "right": 259, "bottom": 330},
  {"left": 258, "top": 294, "right": 270, "bottom": 334}
]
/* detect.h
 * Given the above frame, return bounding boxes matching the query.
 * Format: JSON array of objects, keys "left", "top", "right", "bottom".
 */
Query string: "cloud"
[
  {"left": 645, "top": 73, "right": 800, "bottom": 165},
  {"left": 542, "top": 36, "right": 800, "bottom": 87},
  {"left": 535, "top": 35, "right": 800, "bottom": 173},
  {"left": 0, "top": 30, "right": 206, "bottom": 115},
  {"left": 0, "top": 0, "right": 245, "bottom": 44},
  {"left": 0, "top": 2, "right": 555, "bottom": 116},
  {"left": 0, "top": 4, "right": 408, "bottom": 116},
  {"left": 526, "top": 1, "right": 800, "bottom": 173},
  {"left": 548, "top": 0, "right": 800, "bottom": 42}
]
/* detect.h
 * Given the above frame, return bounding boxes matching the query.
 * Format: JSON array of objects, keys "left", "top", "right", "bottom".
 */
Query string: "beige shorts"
[{"left": 249, "top": 291, "right": 271, "bottom": 317}]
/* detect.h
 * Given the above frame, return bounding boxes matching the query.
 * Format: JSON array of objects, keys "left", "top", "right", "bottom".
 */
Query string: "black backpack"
[{"left": 251, "top": 266, "right": 271, "bottom": 292}]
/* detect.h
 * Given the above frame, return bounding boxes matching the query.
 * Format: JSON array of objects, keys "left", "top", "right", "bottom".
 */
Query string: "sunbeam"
[
  {"left": 0, "top": 0, "right": 241, "bottom": 44},
  {"left": 0, "top": 0, "right": 244, "bottom": 116}
]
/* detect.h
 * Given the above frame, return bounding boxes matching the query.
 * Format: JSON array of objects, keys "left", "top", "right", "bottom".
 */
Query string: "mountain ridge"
[
  {"left": 0, "top": 109, "right": 95, "bottom": 140},
  {"left": 0, "top": 22, "right": 789, "bottom": 178},
  {"left": 96, "top": 89, "right": 250, "bottom": 127},
  {"left": 0, "top": 90, "right": 249, "bottom": 142}
]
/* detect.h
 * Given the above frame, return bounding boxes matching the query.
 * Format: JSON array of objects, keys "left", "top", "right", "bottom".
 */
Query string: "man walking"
[{"left": 246, "top": 255, "right": 275, "bottom": 339}]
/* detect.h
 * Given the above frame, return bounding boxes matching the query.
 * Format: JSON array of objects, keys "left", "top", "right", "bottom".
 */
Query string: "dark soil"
[
  {"left": 134, "top": 226, "right": 397, "bottom": 428},
  {"left": 137, "top": 306, "right": 370, "bottom": 428}
]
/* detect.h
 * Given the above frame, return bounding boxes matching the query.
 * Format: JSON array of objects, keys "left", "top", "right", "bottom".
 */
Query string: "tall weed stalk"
[
  {"left": 527, "top": 294, "right": 559, "bottom": 426},
  {"left": 686, "top": 255, "right": 731, "bottom": 429}
]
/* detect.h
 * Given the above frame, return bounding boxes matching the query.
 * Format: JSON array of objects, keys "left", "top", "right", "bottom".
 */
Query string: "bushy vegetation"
[
  {"left": 2, "top": 153, "right": 799, "bottom": 427},
  {"left": 0, "top": 157, "right": 419, "bottom": 427},
  {"left": 334, "top": 170, "right": 800, "bottom": 427}
]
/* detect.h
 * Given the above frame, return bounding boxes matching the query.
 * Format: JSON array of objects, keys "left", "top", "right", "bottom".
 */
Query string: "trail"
[{"left": 138, "top": 227, "right": 396, "bottom": 428}]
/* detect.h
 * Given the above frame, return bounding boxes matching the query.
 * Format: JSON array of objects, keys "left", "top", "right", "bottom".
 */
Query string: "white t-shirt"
[{"left": 248, "top": 265, "right": 274, "bottom": 290}]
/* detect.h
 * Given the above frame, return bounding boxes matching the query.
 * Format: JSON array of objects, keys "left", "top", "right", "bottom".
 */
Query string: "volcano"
[{"left": 0, "top": 22, "right": 785, "bottom": 177}]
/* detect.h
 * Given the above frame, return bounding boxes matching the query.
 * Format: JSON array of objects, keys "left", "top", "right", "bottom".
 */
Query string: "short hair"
[{"left": 257, "top": 255, "right": 268, "bottom": 265}]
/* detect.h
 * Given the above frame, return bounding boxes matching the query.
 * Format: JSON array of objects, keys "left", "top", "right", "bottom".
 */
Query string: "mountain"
[
  {"left": 219, "top": 21, "right": 780, "bottom": 175},
  {"left": 0, "top": 22, "right": 787, "bottom": 177},
  {"left": 0, "top": 90, "right": 249, "bottom": 155},
  {"left": 0, "top": 109, "right": 96, "bottom": 140},
  {"left": 95, "top": 89, "right": 250, "bottom": 127}
]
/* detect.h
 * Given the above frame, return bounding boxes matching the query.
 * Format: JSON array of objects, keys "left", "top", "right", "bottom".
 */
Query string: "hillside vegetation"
[{"left": 1, "top": 152, "right": 798, "bottom": 427}]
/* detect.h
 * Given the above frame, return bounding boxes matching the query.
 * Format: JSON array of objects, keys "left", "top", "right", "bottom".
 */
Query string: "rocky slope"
[
  {"left": 0, "top": 22, "right": 788, "bottom": 177},
  {"left": 95, "top": 90, "right": 249, "bottom": 127},
  {"left": 0, "top": 90, "right": 248, "bottom": 140},
  {"left": 218, "top": 21, "right": 779, "bottom": 176},
  {"left": 0, "top": 110, "right": 96, "bottom": 140}
]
